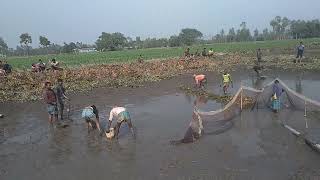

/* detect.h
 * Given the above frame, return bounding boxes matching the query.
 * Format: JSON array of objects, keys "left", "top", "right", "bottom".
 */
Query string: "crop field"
[{"left": 6, "top": 38, "right": 320, "bottom": 70}]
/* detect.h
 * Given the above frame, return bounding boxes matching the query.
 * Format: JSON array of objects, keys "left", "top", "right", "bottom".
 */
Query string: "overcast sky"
[{"left": 1, "top": 0, "right": 320, "bottom": 48}]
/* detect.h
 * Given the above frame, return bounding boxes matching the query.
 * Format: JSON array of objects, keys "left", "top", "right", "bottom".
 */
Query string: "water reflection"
[
  {"left": 295, "top": 73, "right": 303, "bottom": 94},
  {"left": 48, "top": 127, "right": 73, "bottom": 164},
  {"left": 251, "top": 75, "right": 266, "bottom": 90}
]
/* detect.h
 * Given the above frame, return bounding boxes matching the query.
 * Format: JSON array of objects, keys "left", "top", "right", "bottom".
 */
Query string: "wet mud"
[{"left": 1, "top": 70, "right": 320, "bottom": 180}]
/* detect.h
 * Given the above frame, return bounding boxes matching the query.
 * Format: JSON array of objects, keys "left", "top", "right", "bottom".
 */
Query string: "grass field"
[{"left": 6, "top": 38, "right": 320, "bottom": 70}]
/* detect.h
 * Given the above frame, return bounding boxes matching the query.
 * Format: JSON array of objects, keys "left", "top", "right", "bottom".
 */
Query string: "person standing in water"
[
  {"left": 82, "top": 105, "right": 102, "bottom": 133},
  {"left": 271, "top": 80, "right": 285, "bottom": 112},
  {"left": 107, "top": 105, "right": 135, "bottom": 139},
  {"left": 253, "top": 48, "right": 263, "bottom": 77},
  {"left": 43, "top": 81, "right": 59, "bottom": 124},
  {"left": 56, "top": 79, "right": 69, "bottom": 121},
  {"left": 221, "top": 71, "right": 233, "bottom": 95},
  {"left": 193, "top": 74, "right": 207, "bottom": 89},
  {"left": 296, "top": 42, "right": 305, "bottom": 63}
]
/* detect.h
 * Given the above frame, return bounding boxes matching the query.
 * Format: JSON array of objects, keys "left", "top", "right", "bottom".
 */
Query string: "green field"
[{"left": 6, "top": 38, "right": 320, "bottom": 70}]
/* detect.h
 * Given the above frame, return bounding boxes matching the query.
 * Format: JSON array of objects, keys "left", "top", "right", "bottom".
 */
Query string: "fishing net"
[{"left": 192, "top": 78, "right": 320, "bottom": 135}]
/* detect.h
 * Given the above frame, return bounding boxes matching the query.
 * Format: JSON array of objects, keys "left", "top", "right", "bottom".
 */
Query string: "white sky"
[{"left": 1, "top": 0, "right": 320, "bottom": 47}]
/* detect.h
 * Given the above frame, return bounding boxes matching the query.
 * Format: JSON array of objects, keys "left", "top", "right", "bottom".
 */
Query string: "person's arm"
[
  {"left": 43, "top": 91, "right": 48, "bottom": 104},
  {"left": 229, "top": 75, "right": 233, "bottom": 87},
  {"left": 194, "top": 78, "right": 199, "bottom": 87},
  {"left": 95, "top": 117, "right": 102, "bottom": 132},
  {"left": 107, "top": 110, "right": 113, "bottom": 129},
  {"left": 62, "top": 87, "right": 69, "bottom": 100}
]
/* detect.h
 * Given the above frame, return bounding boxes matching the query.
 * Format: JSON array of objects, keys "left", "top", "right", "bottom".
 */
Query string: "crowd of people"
[
  {"left": 184, "top": 48, "right": 215, "bottom": 59},
  {"left": 43, "top": 78, "right": 135, "bottom": 139},
  {"left": 1, "top": 42, "right": 307, "bottom": 139},
  {"left": 193, "top": 70, "right": 233, "bottom": 95}
]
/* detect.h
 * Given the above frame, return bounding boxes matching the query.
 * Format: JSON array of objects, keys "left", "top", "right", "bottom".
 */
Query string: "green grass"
[{"left": 6, "top": 38, "right": 320, "bottom": 70}]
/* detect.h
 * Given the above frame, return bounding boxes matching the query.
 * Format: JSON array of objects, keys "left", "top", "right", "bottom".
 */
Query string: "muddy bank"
[
  {"left": 1, "top": 49, "right": 320, "bottom": 102},
  {"left": 1, "top": 70, "right": 320, "bottom": 180}
]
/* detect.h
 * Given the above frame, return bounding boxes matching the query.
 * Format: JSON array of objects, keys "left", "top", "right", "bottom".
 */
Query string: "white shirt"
[{"left": 109, "top": 107, "right": 126, "bottom": 121}]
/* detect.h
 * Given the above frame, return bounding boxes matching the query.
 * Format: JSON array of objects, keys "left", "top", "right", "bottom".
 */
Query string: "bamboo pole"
[
  {"left": 240, "top": 82, "right": 243, "bottom": 111},
  {"left": 304, "top": 99, "right": 307, "bottom": 117}
]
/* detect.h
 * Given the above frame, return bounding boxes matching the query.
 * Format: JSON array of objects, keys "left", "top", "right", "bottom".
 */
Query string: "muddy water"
[{"left": 1, "top": 71, "right": 320, "bottom": 180}]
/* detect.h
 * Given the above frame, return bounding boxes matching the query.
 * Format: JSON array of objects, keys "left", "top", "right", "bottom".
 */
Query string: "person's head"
[
  {"left": 274, "top": 80, "right": 279, "bottom": 84},
  {"left": 44, "top": 80, "right": 52, "bottom": 89},
  {"left": 91, "top": 105, "right": 97, "bottom": 111},
  {"left": 204, "top": 48, "right": 206, "bottom": 50},
  {"left": 57, "top": 78, "right": 63, "bottom": 85},
  {"left": 258, "top": 48, "right": 261, "bottom": 51},
  {"left": 300, "top": 41, "right": 303, "bottom": 45},
  {"left": 210, "top": 48, "right": 213, "bottom": 50},
  {"left": 32, "top": 63, "right": 35, "bottom": 67},
  {"left": 51, "top": 58, "right": 56, "bottom": 63},
  {"left": 39, "top": 59, "right": 42, "bottom": 63},
  {"left": 223, "top": 70, "right": 227, "bottom": 74}
]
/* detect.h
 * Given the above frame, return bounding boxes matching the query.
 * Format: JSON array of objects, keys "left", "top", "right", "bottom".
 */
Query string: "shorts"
[
  {"left": 117, "top": 111, "right": 131, "bottom": 123},
  {"left": 297, "top": 50, "right": 303, "bottom": 58},
  {"left": 47, "top": 104, "right": 58, "bottom": 115},
  {"left": 223, "top": 82, "right": 230, "bottom": 88},
  {"left": 82, "top": 108, "right": 95, "bottom": 121}
]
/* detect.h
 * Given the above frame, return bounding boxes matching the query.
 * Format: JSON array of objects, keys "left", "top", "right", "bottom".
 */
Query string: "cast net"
[{"left": 192, "top": 78, "right": 320, "bottom": 135}]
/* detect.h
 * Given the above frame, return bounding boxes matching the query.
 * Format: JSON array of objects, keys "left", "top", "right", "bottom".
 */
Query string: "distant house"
[{"left": 74, "top": 48, "right": 97, "bottom": 53}]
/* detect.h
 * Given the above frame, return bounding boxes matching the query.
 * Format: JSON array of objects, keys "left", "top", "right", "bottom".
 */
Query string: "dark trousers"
[
  {"left": 296, "top": 50, "right": 303, "bottom": 58},
  {"left": 58, "top": 100, "right": 64, "bottom": 120}
]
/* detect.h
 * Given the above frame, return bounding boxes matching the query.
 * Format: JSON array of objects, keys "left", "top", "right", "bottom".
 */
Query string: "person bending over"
[
  {"left": 193, "top": 74, "right": 207, "bottom": 89},
  {"left": 82, "top": 105, "right": 102, "bottom": 132},
  {"left": 107, "top": 105, "right": 135, "bottom": 139}
]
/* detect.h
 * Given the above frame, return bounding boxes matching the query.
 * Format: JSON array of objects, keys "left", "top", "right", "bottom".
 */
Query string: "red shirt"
[{"left": 43, "top": 88, "right": 57, "bottom": 104}]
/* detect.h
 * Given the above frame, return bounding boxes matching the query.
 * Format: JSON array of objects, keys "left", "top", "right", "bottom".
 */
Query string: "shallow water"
[{"left": 1, "top": 70, "right": 320, "bottom": 180}]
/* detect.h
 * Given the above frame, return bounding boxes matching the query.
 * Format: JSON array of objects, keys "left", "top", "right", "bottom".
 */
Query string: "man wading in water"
[
  {"left": 56, "top": 79, "right": 69, "bottom": 121},
  {"left": 107, "top": 105, "right": 135, "bottom": 139},
  {"left": 271, "top": 80, "right": 285, "bottom": 113},
  {"left": 43, "top": 81, "right": 59, "bottom": 124},
  {"left": 296, "top": 41, "right": 305, "bottom": 63},
  {"left": 253, "top": 48, "right": 263, "bottom": 77},
  {"left": 221, "top": 71, "right": 233, "bottom": 95}
]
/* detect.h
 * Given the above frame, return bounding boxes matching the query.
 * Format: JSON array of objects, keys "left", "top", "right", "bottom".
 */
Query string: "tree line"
[{"left": 0, "top": 16, "right": 319, "bottom": 57}]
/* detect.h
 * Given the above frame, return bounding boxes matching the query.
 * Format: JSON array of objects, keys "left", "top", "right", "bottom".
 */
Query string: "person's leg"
[
  {"left": 94, "top": 119, "right": 102, "bottom": 132},
  {"left": 49, "top": 114, "right": 53, "bottom": 123},
  {"left": 114, "top": 122, "right": 122, "bottom": 139},
  {"left": 87, "top": 122, "right": 90, "bottom": 132},
  {"left": 298, "top": 51, "right": 303, "bottom": 63},
  {"left": 199, "top": 80, "right": 204, "bottom": 89},
  {"left": 54, "top": 105, "right": 59, "bottom": 124},
  {"left": 125, "top": 119, "right": 135, "bottom": 137},
  {"left": 59, "top": 101, "right": 64, "bottom": 120},
  {"left": 47, "top": 105, "right": 54, "bottom": 123},
  {"left": 223, "top": 83, "right": 228, "bottom": 95}
]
